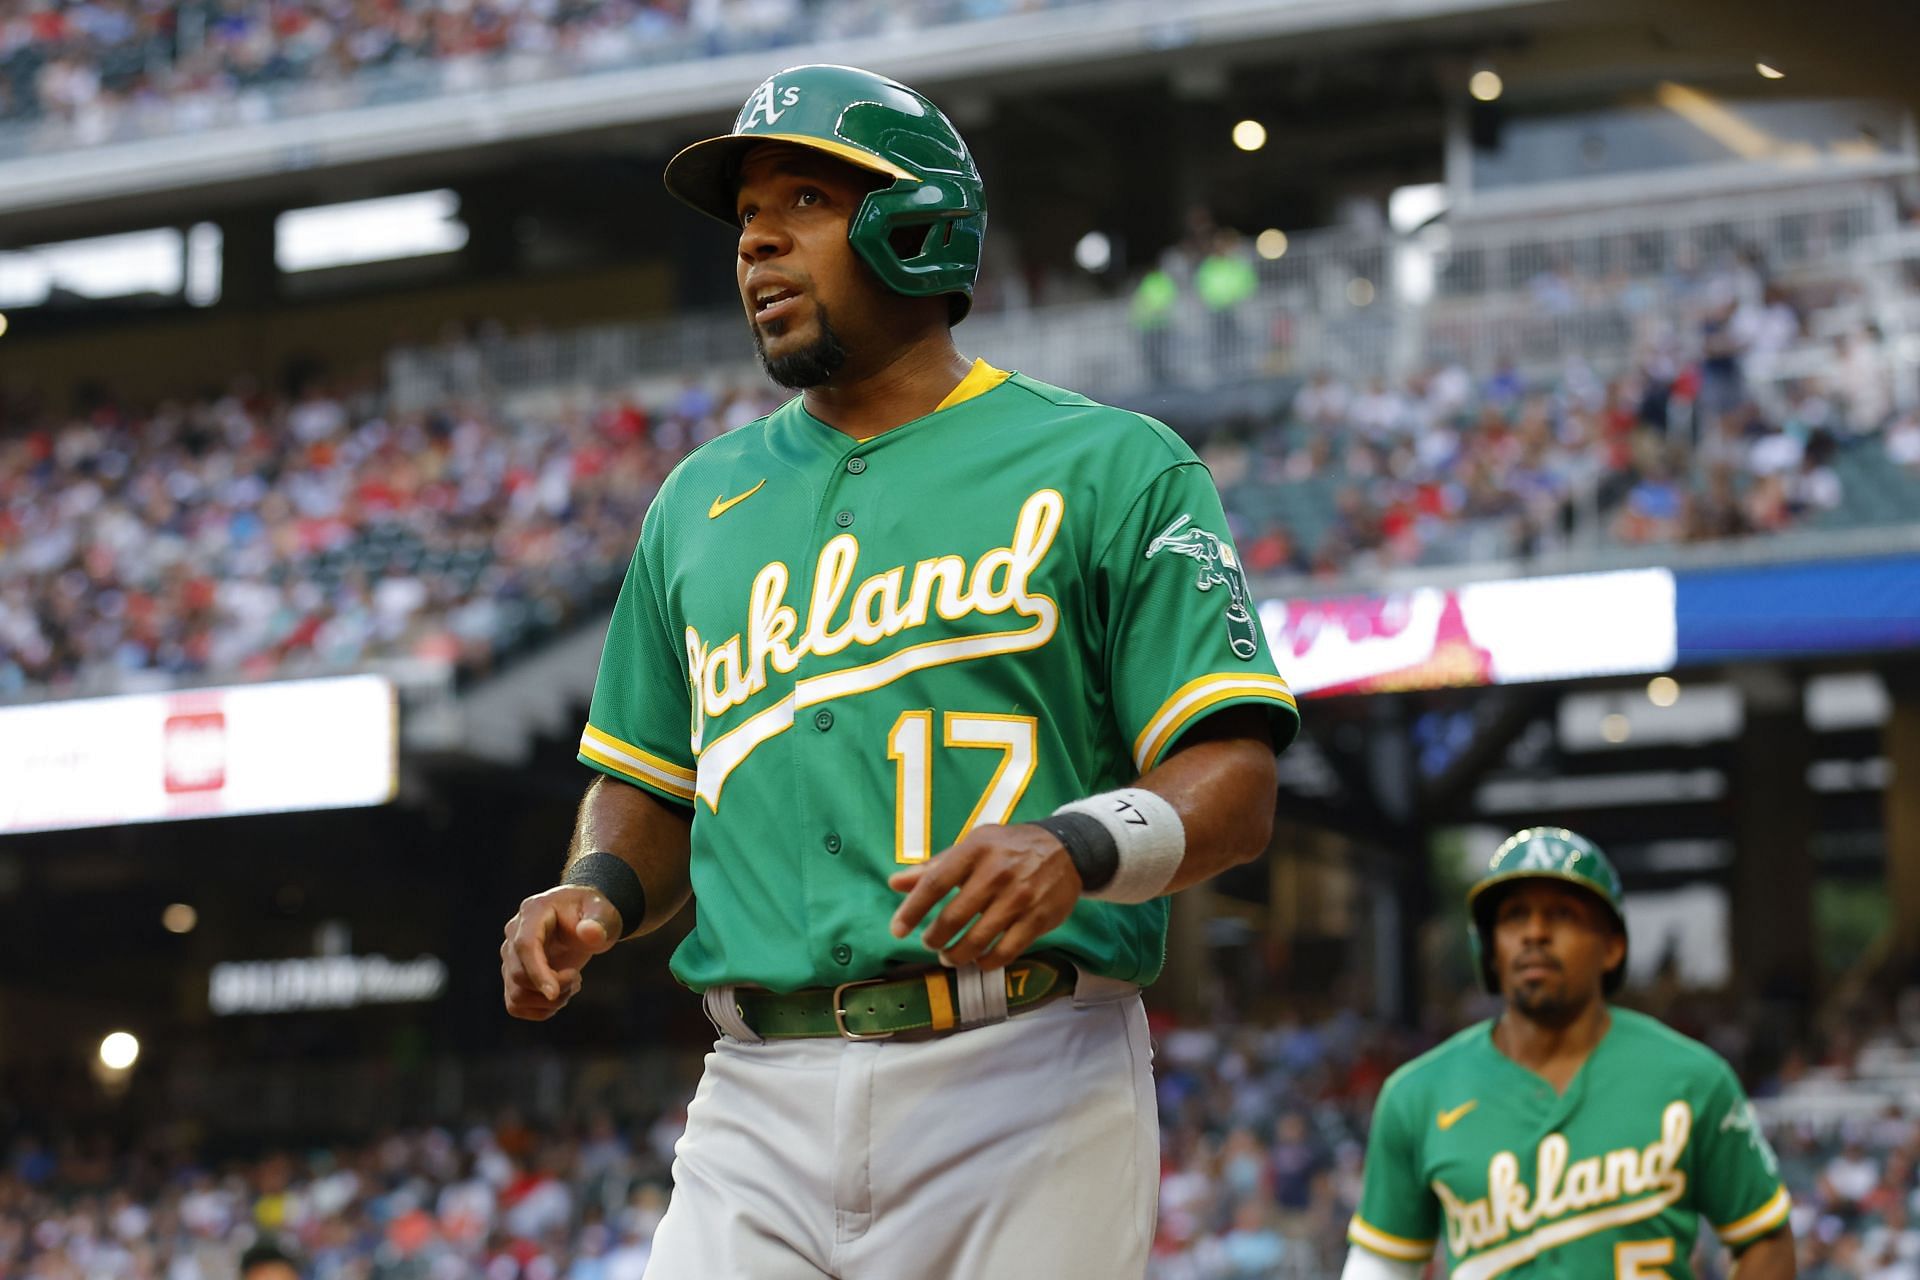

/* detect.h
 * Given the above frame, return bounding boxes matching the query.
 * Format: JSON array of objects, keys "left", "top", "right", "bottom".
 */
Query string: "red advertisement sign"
[{"left": 163, "top": 710, "right": 228, "bottom": 794}]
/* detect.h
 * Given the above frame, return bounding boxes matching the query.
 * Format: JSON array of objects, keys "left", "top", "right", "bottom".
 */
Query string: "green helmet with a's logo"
[
  {"left": 663, "top": 64, "right": 987, "bottom": 323},
  {"left": 1466, "top": 827, "right": 1628, "bottom": 996}
]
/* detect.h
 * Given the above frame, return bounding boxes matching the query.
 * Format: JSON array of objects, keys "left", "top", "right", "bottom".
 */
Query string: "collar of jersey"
[
  {"left": 932, "top": 358, "right": 1012, "bottom": 412},
  {"left": 787, "top": 358, "right": 1012, "bottom": 446},
  {"left": 1477, "top": 1010, "right": 1615, "bottom": 1104}
]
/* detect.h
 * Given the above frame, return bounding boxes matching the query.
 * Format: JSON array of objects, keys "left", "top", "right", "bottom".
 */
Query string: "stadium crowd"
[
  {"left": 1209, "top": 327, "right": 1906, "bottom": 581},
  {"left": 7, "top": 323, "right": 1914, "bottom": 697},
  {"left": 5, "top": 996, "right": 1920, "bottom": 1279},
  {"left": 0, "top": 377, "right": 780, "bottom": 700},
  {"left": 0, "top": 0, "right": 1086, "bottom": 147}
]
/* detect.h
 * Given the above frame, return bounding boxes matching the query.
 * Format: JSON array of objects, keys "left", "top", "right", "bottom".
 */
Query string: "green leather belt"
[{"left": 734, "top": 955, "right": 1073, "bottom": 1040}]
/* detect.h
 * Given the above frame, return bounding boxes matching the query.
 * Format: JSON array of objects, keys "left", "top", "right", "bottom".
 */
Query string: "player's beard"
[
  {"left": 752, "top": 300, "right": 850, "bottom": 389},
  {"left": 1504, "top": 962, "right": 1589, "bottom": 1028}
]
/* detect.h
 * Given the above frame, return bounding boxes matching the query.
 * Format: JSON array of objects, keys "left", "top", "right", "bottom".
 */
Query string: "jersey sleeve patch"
[
  {"left": 1144, "top": 512, "right": 1262, "bottom": 660},
  {"left": 1131, "top": 672, "right": 1298, "bottom": 772},
  {"left": 1348, "top": 1215, "right": 1435, "bottom": 1262},
  {"left": 1715, "top": 1184, "right": 1791, "bottom": 1246},
  {"left": 579, "top": 723, "right": 697, "bottom": 803}
]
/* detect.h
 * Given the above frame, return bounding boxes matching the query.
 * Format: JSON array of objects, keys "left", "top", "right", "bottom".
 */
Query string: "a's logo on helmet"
[
  {"left": 739, "top": 81, "right": 803, "bottom": 132},
  {"left": 1514, "top": 842, "right": 1563, "bottom": 871},
  {"left": 1146, "top": 514, "right": 1260, "bottom": 660}
]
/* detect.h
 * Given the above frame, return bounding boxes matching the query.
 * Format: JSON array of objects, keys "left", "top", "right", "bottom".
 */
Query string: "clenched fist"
[{"left": 501, "top": 886, "right": 623, "bottom": 1020}]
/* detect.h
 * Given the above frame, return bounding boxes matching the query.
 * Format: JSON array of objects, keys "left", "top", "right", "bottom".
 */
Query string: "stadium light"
[
  {"left": 99, "top": 1032, "right": 140, "bottom": 1071},
  {"left": 1255, "top": 229, "right": 1288, "bottom": 260},
  {"left": 1600, "top": 713, "right": 1631, "bottom": 744},
  {"left": 1647, "top": 676, "right": 1681, "bottom": 708},
  {"left": 1073, "top": 231, "right": 1112, "bottom": 273},
  {"left": 0, "top": 312, "right": 8, "bottom": 338},
  {"left": 1346, "top": 278, "right": 1376, "bottom": 307},
  {"left": 0, "top": 228, "right": 184, "bottom": 309},
  {"left": 276, "top": 190, "right": 468, "bottom": 274},
  {"left": 1755, "top": 62, "right": 1784, "bottom": 80},
  {"left": 162, "top": 903, "right": 198, "bottom": 934},
  {"left": 1231, "top": 119, "right": 1268, "bottom": 152},
  {"left": 1469, "top": 69, "right": 1504, "bottom": 102}
]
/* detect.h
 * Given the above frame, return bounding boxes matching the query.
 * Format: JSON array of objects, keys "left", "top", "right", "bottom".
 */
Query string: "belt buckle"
[{"left": 832, "top": 977, "right": 896, "bottom": 1041}]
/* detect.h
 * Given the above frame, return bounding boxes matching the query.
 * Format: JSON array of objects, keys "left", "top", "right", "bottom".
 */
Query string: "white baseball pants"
[{"left": 643, "top": 974, "right": 1158, "bottom": 1279}]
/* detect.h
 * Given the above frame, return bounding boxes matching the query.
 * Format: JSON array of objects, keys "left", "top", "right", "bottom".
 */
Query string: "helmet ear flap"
[
  {"left": 1469, "top": 892, "right": 1501, "bottom": 995},
  {"left": 1602, "top": 913, "right": 1628, "bottom": 995},
  {"left": 888, "top": 222, "right": 933, "bottom": 261},
  {"left": 1471, "top": 924, "right": 1501, "bottom": 994}
]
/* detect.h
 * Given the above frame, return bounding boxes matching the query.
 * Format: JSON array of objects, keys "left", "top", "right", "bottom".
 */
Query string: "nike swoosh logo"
[
  {"left": 1437, "top": 1101, "right": 1477, "bottom": 1131},
  {"left": 708, "top": 479, "right": 766, "bottom": 520}
]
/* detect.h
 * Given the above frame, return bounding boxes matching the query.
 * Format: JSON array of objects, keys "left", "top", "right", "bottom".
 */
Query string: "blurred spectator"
[
  {"left": 1834, "top": 329, "right": 1894, "bottom": 435},
  {"left": 1132, "top": 256, "right": 1182, "bottom": 388},
  {"left": 1827, "top": 1139, "right": 1882, "bottom": 1214},
  {"left": 1887, "top": 410, "right": 1920, "bottom": 471},
  {"left": 1196, "top": 231, "right": 1258, "bottom": 380},
  {"left": 1267, "top": 1113, "right": 1324, "bottom": 1216},
  {"left": 1698, "top": 297, "right": 1749, "bottom": 422}
]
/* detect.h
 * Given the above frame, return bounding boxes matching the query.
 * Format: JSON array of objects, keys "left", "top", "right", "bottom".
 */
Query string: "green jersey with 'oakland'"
[
  {"left": 1349, "top": 1008, "right": 1791, "bottom": 1279},
  {"left": 578, "top": 361, "right": 1300, "bottom": 993}
]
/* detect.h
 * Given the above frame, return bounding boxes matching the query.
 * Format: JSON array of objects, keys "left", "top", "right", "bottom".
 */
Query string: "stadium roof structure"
[{"left": 0, "top": 0, "right": 1565, "bottom": 230}]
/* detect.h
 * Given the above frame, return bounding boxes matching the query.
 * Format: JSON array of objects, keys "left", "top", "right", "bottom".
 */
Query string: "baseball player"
[
  {"left": 1342, "top": 828, "right": 1795, "bottom": 1279},
  {"left": 499, "top": 64, "right": 1300, "bottom": 1278}
]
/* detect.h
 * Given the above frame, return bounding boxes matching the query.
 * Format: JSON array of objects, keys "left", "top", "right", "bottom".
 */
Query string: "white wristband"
[{"left": 1053, "top": 787, "right": 1186, "bottom": 903}]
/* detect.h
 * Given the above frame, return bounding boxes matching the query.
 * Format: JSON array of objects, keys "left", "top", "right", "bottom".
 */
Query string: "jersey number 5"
[
  {"left": 1614, "top": 1240, "right": 1674, "bottom": 1279},
  {"left": 887, "top": 711, "right": 1039, "bottom": 862}
]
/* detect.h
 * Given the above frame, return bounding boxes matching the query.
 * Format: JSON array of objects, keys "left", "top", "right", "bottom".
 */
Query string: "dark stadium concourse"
[
  {"left": 0, "top": 58, "right": 1458, "bottom": 411},
  {"left": 1256, "top": 655, "right": 1920, "bottom": 1027},
  {"left": 0, "top": 738, "right": 711, "bottom": 1145}
]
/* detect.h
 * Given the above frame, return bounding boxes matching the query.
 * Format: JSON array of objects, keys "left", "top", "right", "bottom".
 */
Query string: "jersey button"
[
  {"left": 823, "top": 832, "right": 842, "bottom": 854},
  {"left": 832, "top": 944, "right": 853, "bottom": 965},
  {"left": 845, "top": 457, "right": 867, "bottom": 474},
  {"left": 835, "top": 510, "right": 855, "bottom": 528},
  {"left": 814, "top": 709, "right": 835, "bottom": 731}
]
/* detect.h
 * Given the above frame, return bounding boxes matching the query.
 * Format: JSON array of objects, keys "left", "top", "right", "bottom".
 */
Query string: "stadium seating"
[
  {"left": 3, "top": 1002, "right": 1912, "bottom": 1280},
  {"left": 0, "top": 0, "right": 1085, "bottom": 155},
  {"left": 6, "top": 306, "right": 1918, "bottom": 698},
  {"left": 0, "top": 381, "right": 779, "bottom": 699}
]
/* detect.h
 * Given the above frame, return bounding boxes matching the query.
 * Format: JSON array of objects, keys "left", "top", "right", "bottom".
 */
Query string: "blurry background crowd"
[
  {"left": 0, "top": 0, "right": 1091, "bottom": 150},
  {"left": 9, "top": 992, "right": 1920, "bottom": 1279},
  {"left": 11, "top": 293, "right": 1920, "bottom": 695}
]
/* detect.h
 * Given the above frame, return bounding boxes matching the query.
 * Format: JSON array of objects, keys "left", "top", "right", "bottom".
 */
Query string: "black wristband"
[
  {"left": 561, "top": 852, "right": 648, "bottom": 938},
  {"left": 1031, "top": 813, "right": 1120, "bottom": 894}
]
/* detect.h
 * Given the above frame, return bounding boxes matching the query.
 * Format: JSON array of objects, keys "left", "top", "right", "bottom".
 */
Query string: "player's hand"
[
  {"left": 500, "top": 886, "right": 622, "bottom": 1020},
  {"left": 887, "top": 824, "right": 1082, "bottom": 970}
]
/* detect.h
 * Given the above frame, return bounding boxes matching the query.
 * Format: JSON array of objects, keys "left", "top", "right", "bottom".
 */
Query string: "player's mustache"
[{"left": 1513, "top": 951, "right": 1561, "bottom": 971}]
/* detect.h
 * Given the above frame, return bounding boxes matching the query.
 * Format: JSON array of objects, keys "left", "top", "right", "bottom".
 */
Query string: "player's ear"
[{"left": 1602, "top": 926, "right": 1626, "bottom": 976}]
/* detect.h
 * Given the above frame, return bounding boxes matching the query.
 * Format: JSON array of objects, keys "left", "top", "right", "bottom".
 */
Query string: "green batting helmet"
[
  {"left": 663, "top": 64, "right": 987, "bottom": 323},
  {"left": 1467, "top": 827, "right": 1628, "bottom": 997}
]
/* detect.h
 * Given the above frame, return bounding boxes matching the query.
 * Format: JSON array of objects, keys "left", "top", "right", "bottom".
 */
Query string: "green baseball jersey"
[
  {"left": 578, "top": 360, "right": 1300, "bottom": 992},
  {"left": 1349, "top": 1008, "right": 1791, "bottom": 1279}
]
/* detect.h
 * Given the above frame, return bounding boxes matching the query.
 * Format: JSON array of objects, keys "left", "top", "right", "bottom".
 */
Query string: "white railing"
[
  {"left": 1438, "top": 178, "right": 1900, "bottom": 297},
  {"left": 389, "top": 177, "right": 1917, "bottom": 413},
  {"left": 387, "top": 228, "right": 1408, "bottom": 410}
]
